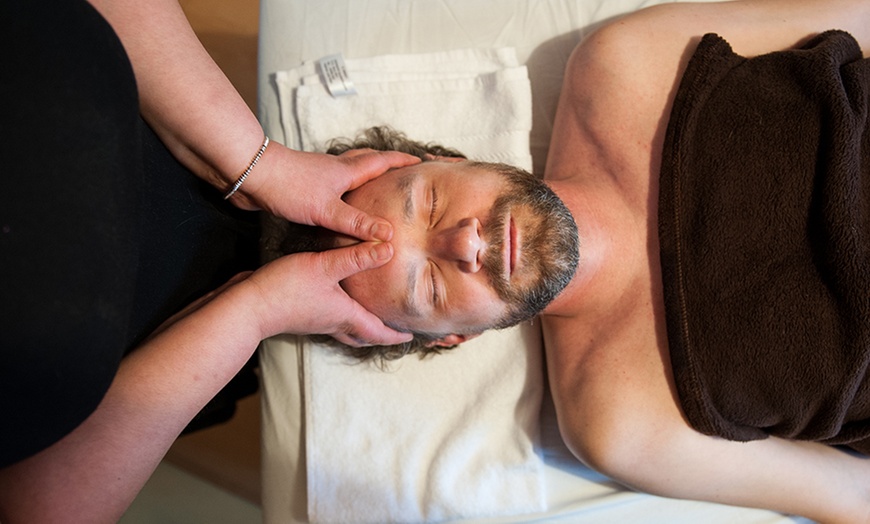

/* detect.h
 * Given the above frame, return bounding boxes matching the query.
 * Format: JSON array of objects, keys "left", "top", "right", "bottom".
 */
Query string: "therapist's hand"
[
  {"left": 242, "top": 241, "right": 413, "bottom": 347},
  {"left": 229, "top": 143, "right": 420, "bottom": 241}
]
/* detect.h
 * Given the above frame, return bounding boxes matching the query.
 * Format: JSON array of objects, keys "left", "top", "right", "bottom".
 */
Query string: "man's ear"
[
  {"left": 422, "top": 153, "right": 465, "bottom": 163},
  {"left": 423, "top": 333, "right": 481, "bottom": 348}
]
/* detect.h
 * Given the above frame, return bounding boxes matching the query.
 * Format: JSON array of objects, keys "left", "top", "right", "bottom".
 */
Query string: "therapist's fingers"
[
  {"left": 312, "top": 150, "right": 420, "bottom": 242},
  {"left": 330, "top": 304, "right": 412, "bottom": 348},
  {"left": 247, "top": 244, "right": 412, "bottom": 345},
  {"left": 320, "top": 240, "right": 394, "bottom": 279},
  {"left": 339, "top": 148, "right": 421, "bottom": 192},
  {"left": 317, "top": 242, "right": 413, "bottom": 346}
]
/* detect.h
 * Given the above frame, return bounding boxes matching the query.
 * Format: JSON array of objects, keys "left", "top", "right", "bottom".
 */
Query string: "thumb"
[{"left": 318, "top": 241, "right": 395, "bottom": 281}]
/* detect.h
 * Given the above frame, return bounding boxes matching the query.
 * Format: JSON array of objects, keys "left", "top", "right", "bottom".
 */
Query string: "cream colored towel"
[
  {"left": 276, "top": 48, "right": 532, "bottom": 170},
  {"left": 303, "top": 326, "right": 545, "bottom": 523},
  {"left": 274, "top": 48, "right": 545, "bottom": 523}
]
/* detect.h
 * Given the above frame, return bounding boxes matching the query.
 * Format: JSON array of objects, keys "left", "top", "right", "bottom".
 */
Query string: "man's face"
[{"left": 333, "top": 159, "right": 578, "bottom": 340}]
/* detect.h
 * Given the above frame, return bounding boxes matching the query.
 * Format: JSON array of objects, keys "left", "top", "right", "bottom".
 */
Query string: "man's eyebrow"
[
  {"left": 398, "top": 172, "right": 425, "bottom": 318},
  {"left": 398, "top": 172, "right": 418, "bottom": 224},
  {"left": 402, "top": 260, "right": 424, "bottom": 319}
]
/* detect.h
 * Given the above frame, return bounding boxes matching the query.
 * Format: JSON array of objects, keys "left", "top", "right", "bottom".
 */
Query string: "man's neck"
[{"left": 541, "top": 178, "right": 643, "bottom": 319}]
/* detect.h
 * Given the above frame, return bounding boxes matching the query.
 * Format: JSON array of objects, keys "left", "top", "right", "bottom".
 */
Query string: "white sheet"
[{"left": 257, "top": 1, "right": 816, "bottom": 523}]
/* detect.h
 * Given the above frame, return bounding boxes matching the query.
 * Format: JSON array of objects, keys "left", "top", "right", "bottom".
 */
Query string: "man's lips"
[{"left": 505, "top": 216, "right": 519, "bottom": 279}]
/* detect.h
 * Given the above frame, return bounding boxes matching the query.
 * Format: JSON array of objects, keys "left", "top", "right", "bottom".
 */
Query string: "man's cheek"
[{"left": 341, "top": 273, "right": 380, "bottom": 312}]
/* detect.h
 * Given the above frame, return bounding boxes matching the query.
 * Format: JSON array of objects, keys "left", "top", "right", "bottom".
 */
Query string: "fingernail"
[
  {"left": 371, "top": 221, "right": 392, "bottom": 241},
  {"left": 371, "top": 242, "right": 393, "bottom": 261}
]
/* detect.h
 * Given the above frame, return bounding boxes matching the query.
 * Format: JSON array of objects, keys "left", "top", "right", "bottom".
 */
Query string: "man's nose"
[{"left": 433, "top": 217, "right": 486, "bottom": 272}]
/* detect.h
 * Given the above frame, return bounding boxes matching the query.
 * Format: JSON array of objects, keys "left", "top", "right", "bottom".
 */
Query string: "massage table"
[{"left": 256, "top": 1, "right": 816, "bottom": 522}]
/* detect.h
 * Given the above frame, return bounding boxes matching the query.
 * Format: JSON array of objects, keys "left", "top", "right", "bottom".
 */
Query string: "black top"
[{"left": 0, "top": 0, "right": 260, "bottom": 467}]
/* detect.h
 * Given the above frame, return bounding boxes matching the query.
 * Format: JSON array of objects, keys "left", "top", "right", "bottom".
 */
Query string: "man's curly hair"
[{"left": 325, "top": 126, "right": 466, "bottom": 161}]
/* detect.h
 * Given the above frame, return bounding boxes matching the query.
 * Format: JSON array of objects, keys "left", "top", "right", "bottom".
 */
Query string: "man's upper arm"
[
  {"left": 593, "top": 404, "right": 870, "bottom": 523},
  {"left": 629, "top": 0, "right": 870, "bottom": 58}
]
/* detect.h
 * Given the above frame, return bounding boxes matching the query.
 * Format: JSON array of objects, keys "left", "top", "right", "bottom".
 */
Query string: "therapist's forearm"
[
  {"left": 86, "top": 0, "right": 265, "bottom": 191},
  {"left": 0, "top": 280, "right": 264, "bottom": 524}
]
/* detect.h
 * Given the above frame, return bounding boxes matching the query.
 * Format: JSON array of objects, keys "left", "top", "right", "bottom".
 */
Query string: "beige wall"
[{"left": 179, "top": 0, "right": 259, "bottom": 111}]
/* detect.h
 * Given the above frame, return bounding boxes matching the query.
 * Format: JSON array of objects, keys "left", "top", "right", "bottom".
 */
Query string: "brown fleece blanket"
[{"left": 658, "top": 31, "right": 870, "bottom": 452}]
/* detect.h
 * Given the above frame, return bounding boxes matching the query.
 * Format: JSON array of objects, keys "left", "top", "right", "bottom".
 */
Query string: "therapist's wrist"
[
  {"left": 222, "top": 135, "right": 270, "bottom": 200},
  {"left": 217, "top": 138, "right": 298, "bottom": 213}
]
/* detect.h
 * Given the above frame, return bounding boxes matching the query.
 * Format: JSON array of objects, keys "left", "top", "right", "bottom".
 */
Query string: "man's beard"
[{"left": 479, "top": 172, "right": 579, "bottom": 328}]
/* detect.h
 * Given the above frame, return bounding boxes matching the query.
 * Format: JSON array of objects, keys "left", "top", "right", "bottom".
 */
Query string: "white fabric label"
[{"left": 316, "top": 54, "right": 357, "bottom": 97}]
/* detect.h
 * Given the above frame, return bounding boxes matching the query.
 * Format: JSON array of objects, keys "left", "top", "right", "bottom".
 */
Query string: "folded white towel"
[
  {"left": 275, "top": 49, "right": 532, "bottom": 170},
  {"left": 274, "top": 47, "right": 546, "bottom": 524},
  {"left": 295, "top": 67, "right": 532, "bottom": 169},
  {"left": 304, "top": 326, "right": 545, "bottom": 524}
]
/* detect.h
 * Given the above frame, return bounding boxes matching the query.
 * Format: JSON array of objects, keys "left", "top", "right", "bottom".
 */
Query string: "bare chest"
[{"left": 541, "top": 260, "right": 678, "bottom": 430}]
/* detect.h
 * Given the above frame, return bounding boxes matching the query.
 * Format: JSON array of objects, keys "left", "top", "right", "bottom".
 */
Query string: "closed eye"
[
  {"left": 429, "top": 262, "right": 440, "bottom": 306},
  {"left": 428, "top": 186, "right": 439, "bottom": 227}
]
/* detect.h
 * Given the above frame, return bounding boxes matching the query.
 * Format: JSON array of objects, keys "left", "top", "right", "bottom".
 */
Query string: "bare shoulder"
[
  {"left": 589, "top": 0, "right": 870, "bottom": 60},
  {"left": 547, "top": 0, "right": 870, "bottom": 188},
  {"left": 547, "top": 341, "right": 687, "bottom": 485},
  {"left": 563, "top": 0, "right": 870, "bottom": 102},
  {"left": 543, "top": 299, "right": 681, "bottom": 473},
  {"left": 544, "top": 5, "right": 698, "bottom": 187},
  {"left": 561, "top": 3, "right": 705, "bottom": 101}
]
